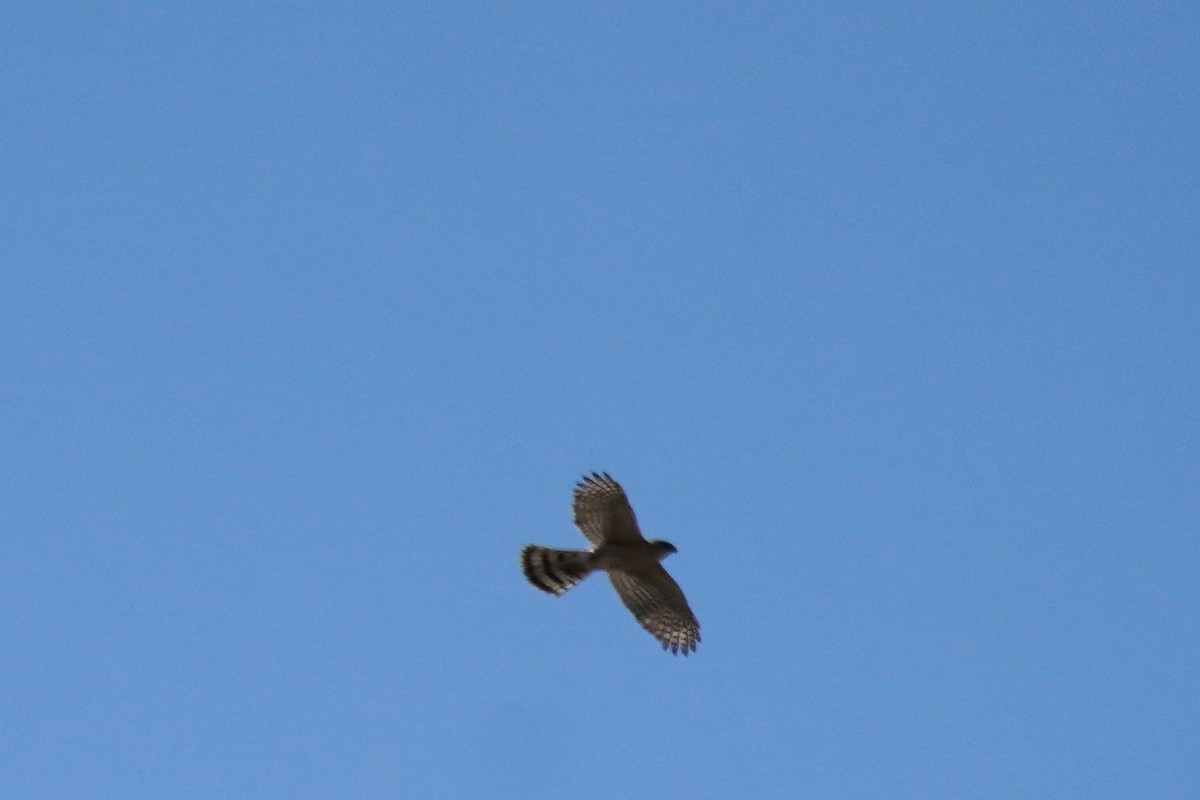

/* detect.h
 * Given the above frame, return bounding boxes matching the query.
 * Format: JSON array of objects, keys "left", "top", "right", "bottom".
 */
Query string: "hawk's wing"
[
  {"left": 572, "top": 472, "right": 643, "bottom": 546},
  {"left": 609, "top": 566, "right": 701, "bottom": 655}
]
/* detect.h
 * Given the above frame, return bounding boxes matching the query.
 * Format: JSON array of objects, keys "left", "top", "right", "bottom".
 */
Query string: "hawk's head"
[{"left": 651, "top": 540, "right": 678, "bottom": 559}]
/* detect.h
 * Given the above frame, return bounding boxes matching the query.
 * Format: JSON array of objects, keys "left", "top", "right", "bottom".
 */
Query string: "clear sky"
[{"left": 2, "top": 4, "right": 1197, "bottom": 798}]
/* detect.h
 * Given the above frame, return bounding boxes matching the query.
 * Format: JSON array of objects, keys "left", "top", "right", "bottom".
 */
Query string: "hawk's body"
[{"left": 520, "top": 472, "right": 701, "bottom": 655}]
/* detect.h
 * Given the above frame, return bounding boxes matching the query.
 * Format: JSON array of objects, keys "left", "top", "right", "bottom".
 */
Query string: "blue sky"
[{"left": 2, "top": 4, "right": 1197, "bottom": 798}]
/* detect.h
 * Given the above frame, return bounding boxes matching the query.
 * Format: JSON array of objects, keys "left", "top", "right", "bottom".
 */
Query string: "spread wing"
[
  {"left": 572, "top": 472, "right": 644, "bottom": 546},
  {"left": 609, "top": 566, "right": 701, "bottom": 655}
]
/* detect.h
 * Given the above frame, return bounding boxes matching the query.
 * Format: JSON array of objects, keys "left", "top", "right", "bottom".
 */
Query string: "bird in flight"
[{"left": 520, "top": 472, "right": 701, "bottom": 655}]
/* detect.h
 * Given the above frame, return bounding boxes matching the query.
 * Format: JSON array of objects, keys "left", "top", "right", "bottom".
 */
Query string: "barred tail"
[{"left": 520, "top": 545, "right": 594, "bottom": 595}]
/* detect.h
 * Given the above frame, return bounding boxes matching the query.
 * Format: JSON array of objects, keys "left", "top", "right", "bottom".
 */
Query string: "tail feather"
[{"left": 521, "top": 546, "right": 593, "bottom": 595}]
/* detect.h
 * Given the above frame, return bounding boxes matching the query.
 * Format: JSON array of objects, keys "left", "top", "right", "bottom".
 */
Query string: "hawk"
[{"left": 520, "top": 472, "right": 701, "bottom": 655}]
